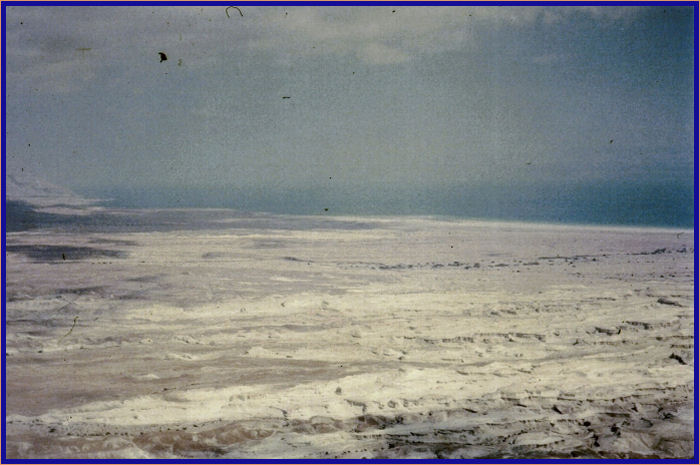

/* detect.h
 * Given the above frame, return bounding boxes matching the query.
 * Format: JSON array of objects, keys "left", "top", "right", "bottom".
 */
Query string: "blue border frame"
[
  {"left": 1, "top": 0, "right": 6, "bottom": 461},
  {"left": 0, "top": 1, "right": 698, "bottom": 6},
  {"left": 1, "top": 1, "right": 697, "bottom": 463},
  {"left": 693, "top": 1, "right": 699, "bottom": 463}
]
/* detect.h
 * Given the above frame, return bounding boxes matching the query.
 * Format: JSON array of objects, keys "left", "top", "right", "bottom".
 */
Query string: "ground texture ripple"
[{"left": 4, "top": 213, "right": 695, "bottom": 459}]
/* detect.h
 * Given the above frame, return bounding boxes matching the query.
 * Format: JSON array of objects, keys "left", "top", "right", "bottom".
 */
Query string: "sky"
[{"left": 3, "top": 4, "right": 696, "bottom": 223}]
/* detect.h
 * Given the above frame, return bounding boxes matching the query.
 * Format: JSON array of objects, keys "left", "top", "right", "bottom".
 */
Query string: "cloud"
[
  {"left": 243, "top": 6, "right": 477, "bottom": 64},
  {"left": 10, "top": 57, "right": 96, "bottom": 93},
  {"left": 356, "top": 42, "right": 411, "bottom": 65},
  {"left": 5, "top": 5, "right": 650, "bottom": 93},
  {"left": 570, "top": 5, "right": 645, "bottom": 21}
]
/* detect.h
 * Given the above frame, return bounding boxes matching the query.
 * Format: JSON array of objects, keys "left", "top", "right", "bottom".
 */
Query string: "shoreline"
[{"left": 8, "top": 198, "right": 696, "bottom": 234}]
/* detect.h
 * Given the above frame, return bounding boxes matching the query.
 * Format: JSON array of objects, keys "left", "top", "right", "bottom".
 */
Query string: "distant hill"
[
  {"left": 4, "top": 171, "right": 106, "bottom": 231},
  {"left": 5, "top": 171, "right": 95, "bottom": 208}
]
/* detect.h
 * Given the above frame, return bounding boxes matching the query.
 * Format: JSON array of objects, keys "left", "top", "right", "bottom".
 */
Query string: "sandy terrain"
[{"left": 4, "top": 211, "right": 695, "bottom": 459}]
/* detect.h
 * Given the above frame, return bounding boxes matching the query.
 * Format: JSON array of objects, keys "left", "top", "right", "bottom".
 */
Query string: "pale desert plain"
[{"left": 3, "top": 183, "right": 696, "bottom": 460}]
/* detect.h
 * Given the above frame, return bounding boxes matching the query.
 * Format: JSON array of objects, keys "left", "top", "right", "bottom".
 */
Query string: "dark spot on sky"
[
  {"left": 158, "top": 52, "right": 167, "bottom": 62},
  {"left": 609, "top": 139, "right": 614, "bottom": 144},
  {"left": 226, "top": 6, "right": 243, "bottom": 18}
]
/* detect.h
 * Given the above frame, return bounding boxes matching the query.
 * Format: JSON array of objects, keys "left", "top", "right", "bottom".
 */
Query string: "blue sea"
[{"left": 86, "top": 180, "right": 694, "bottom": 229}]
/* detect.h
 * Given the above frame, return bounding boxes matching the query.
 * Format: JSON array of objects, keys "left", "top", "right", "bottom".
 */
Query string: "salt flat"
[{"left": 4, "top": 211, "right": 695, "bottom": 459}]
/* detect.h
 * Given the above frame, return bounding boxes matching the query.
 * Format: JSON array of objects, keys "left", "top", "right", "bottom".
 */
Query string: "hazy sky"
[{"left": 5, "top": 4, "right": 695, "bottom": 199}]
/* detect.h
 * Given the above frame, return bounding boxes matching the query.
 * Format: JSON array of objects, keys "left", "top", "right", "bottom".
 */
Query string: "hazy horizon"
[{"left": 4, "top": 4, "right": 696, "bottom": 226}]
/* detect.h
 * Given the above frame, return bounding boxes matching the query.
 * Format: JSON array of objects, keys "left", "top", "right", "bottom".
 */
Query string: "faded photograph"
[{"left": 3, "top": 4, "right": 695, "bottom": 459}]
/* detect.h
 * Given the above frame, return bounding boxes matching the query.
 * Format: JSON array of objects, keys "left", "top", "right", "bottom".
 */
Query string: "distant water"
[{"left": 85, "top": 180, "right": 694, "bottom": 228}]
